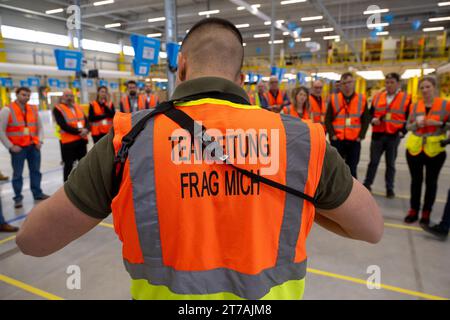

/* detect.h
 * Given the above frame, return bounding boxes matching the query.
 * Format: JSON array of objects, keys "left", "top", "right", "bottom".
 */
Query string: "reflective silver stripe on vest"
[
  {"left": 57, "top": 105, "right": 85, "bottom": 133},
  {"left": 357, "top": 94, "right": 363, "bottom": 115},
  {"left": 333, "top": 94, "right": 340, "bottom": 114},
  {"left": 8, "top": 105, "right": 25, "bottom": 127},
  {"left": 398, "top": 93, "right": 408, "bottom": 112},
  {"left": 124, "top": 109, "right": 310, "bottom": 299}
]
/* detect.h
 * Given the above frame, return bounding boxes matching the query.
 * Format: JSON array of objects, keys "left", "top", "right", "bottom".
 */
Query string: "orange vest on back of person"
[
  {"left": 411, "top": 98, "right": 449, "bottom": 136},
  {"left": 138, "top": 93, "right": 158, "bottom": 109},
  {"left": 330, "top": 92, "right": 366, "bottom": 141},
  {"left": 55, "top": 103, "right": 86, "bottom": 144},
  {"left": 267, "top": 90, "right": 285, "bottom": 107},
  {"left": 309, "top": 95, "right": 327, "bottom": 127},
  {"left": 111, "top": 97, "right": 326, "bottom": 300},
  {"left": 372, "top": 91, "right": 410, "bottom": 134},
  {"left": 283, "top": 104, "right": 310, "bottom": 120},
  {"left": 6, "top": 101, "right": 40, "bottom": 147},
  {"left": 90, "top": 100, "right": 114, "bottom": 136}
]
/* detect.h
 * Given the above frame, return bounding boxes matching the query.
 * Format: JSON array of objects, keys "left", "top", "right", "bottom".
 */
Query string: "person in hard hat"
[
  {"left": 16, "top": 18, "right": 383, "bottom": 300},
  {"left": 53, "top": 89, "right": 90, "bottom": 182},
  {"left": 283, "top": 86, "right": 310, "bottom": 119},
  {"left": 404, "top": 77, "right": 449, "bottom": 225},
  {"left": 363, "top": 73, "right": 411, "bottom": 199},
  {"left": 139, "top": 82, "right": 159, "bottom": 109},
  {"left": 89, "top": 86, "right": 115, "bottom": 144},
  {"left": 325, "top": 73, "right": 371, "bottom": 178},
  {"left": 267, "top": 76, "right": 290, "bottom": 113},
  {"left": 0, "top": 86, "right": 49, "bottom": 209}
]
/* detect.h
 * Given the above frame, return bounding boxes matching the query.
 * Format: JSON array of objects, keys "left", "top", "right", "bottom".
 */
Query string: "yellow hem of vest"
[
  {"left": 175, "top": 98, "right": 261, "bottom": 110},
  {"left": 130, "top": 278, "right": 305, "bottom": 300}
]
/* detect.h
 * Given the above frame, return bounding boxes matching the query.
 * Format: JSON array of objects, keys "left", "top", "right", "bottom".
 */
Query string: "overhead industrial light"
[
  {"left": 301, "top": 16, "right": 323, "bottom": 22},
  {"left": 237, "top": 4, "right": 260, "bottom": 10},
  {"left": 93, "top": 0, "right": 114, "bottom": 6},
  {"left": 236, "top": 23, "right": 250, "bottom": 28},
  {"left": 243, "top": 43, "right": 247, "bottom": 46},
  {"left": 264, "top": 20, "right": 285, "bottom": 25},
  {"left": 147, "top": 33, "right": 162, "bottom": 38},
  {"left": 253, "top": 33, "right": 270, "bottom": 38},
  {"left": 45, "top": 8, "right": 64, "bottom": 14},
  {"left": 356, "top": 70, "right": 385, "bottom": 80},
  {"left": 295, "top": 37, "right": 311, "bottom": 42},
  {"left": 363, "top": 8, "right": 389, "bottom": 15},
  {"left": 401, "top": 68, "right": 435, "bottom": 79},
  {"left": 429, "top": 16, "right": 450, "bottom": 22},
  {"left": 423, "top": 26, "right": 445, "bottom": 32},
  {"left": 148, "top": 17, "right": 166, "bottom": 23},
  {"left": 104, "top": 23, "right": 121, "bottom": 28},
  {"left": 281, "top": 0, "right": 307, "bottom": 5},
  {"left": 312, "top": 72, "right": 341, "bottom": 81},
  {"left": 323, "top": 35, "right": 340, "bottom": 40},
  {"left": 268, "top": 40, "right": 284, "bottom": 44},
  {"left": 283, "top": 31, "right": 290, "bottom": 35},
  {"left": 438, "top": 2, "right": 450, "bottom": 6},
  {"left": 315, "top": 27, "right": 334, "bottom": 33},
  {"left": 198, "top": 10, "right": 220, "bottom": 16},
  {"left": 376, "top": 31, "right": 389, "bottom": 36},
  {"left": 367, "top": 22, "right": 389, "bottom": 28}
]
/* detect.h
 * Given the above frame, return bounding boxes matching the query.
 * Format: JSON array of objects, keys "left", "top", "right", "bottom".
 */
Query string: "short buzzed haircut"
[
  {"left": 386, "top": 73, "right": 400, "bottom": 82},
  {"left": 341, "top": 72, "right": 353, "bottom": 81},
  {"left": 181, "top": 18, "right": 244, "bottom": 79}
]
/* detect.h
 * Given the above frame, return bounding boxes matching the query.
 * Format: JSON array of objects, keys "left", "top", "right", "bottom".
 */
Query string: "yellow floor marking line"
[
  {"left": 99, "top": 222, "right": 114, "bottom": 228},
  {"left": 0, "top": 235, "right": 16, "bottom": 245},
  {"left": 384, "top": 223, "right": 423, "bottom": 232},
  {"left": 0, "top": 274, "right": 64, "bottom": 300},
  {"left": 307, "top": 268, "right": 448, "bottom": 300},
  {"left": 372, "top": 191, "right": 446, "bottom": 204}
]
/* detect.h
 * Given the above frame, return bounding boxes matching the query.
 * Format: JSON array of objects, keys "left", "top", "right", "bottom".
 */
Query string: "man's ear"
[{"left": 177, "top": 53, "right": 187, "bottom": 83}]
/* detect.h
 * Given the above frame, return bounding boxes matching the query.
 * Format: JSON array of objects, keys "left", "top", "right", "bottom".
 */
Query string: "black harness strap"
[{"left": 113, "top": 99, "right": 317, "bottom": 206}]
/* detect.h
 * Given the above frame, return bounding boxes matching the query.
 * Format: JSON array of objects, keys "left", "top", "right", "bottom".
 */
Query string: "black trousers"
[
  {"left": 92, "top": 133, "right": 107, "bottom": 144},
  {"left": 331, "top": 139, "right": 361, "bottom": 178},
  {"left": 440, "top": 189, "right": 450, "bottom": 231},
  {"left": 61, "top": 139, "right": 88, "bottom": 181},
  {"left": 406, "top": 151, "right": 446, "bottom": 212},
  {"left": 364, "top": 134, "right": 401, "bottom": 191}
]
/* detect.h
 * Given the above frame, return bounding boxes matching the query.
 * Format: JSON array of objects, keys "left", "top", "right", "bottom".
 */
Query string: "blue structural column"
[{"left": 164, "top": 0, "right": 177, "bottom": 97}]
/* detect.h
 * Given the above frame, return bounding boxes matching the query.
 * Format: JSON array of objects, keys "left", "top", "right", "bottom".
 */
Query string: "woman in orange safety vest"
[
  {"left": 283, "top": 86, "right": 310, "bottom": 120},
  {"left": 88, "top": 86, "right": 115, "bottom": 143}
]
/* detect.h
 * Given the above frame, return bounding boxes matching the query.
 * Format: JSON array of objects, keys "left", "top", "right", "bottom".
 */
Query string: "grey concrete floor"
[{"left": 0, "top": 112, "right": 449, "bottom": 300}]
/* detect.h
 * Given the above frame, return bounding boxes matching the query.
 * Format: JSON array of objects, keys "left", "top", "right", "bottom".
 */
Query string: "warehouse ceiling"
[{"left": 1, "top": 0, "right": 450, "bottom": 58}]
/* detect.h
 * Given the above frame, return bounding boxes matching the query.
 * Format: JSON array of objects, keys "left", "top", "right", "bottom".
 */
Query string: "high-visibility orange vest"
[
  {"left": 6, "top": 101, "right": 40, "bottom": 147},
  {"left": 55, "top": 103, "right": 87, "bottom": 144},
  {"left": 309, "top": 95, "right": 327, "bottom": 126},
  {"left": 282, "top": 104, "right": 310, "bottom": 120},
  {"left": 330, "top": 92, "right": 367, "bottom": 141},
  {"left": 121, "top": 95, "right": 144, "bottom": 113},
  {"left": 267, "top": 90, "right": 286, "bottom": 107},
  {"left": 111, "top": 97, "right": 326, "bottom": 300},
  {"left": 406, "top": 98, "right": 449, "bottom": 157},
  {"left": 372, "top": 91, "right": 410, "bottom": 134},
  {"left": 138, "top": 93, "right": 159, "bottom": 109},
  {"left": 410, "top": 98, "right": 449, "bottom": 136},
  {"left": 90, "top": 100, "right": 113, "bottom": 136}
]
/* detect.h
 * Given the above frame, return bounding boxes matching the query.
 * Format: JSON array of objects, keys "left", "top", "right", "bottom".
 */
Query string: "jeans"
[
  {"left": 10, "top": 145, "right": 44, "bottom": 202},
  {"left": 0, "top": 197, "right": 5, "bottom": 224},
  {"left": 364, "top": 134, "right": 401, "bottom": 191},
  {"left": 406, "top": 151, "right": 446, "bottom": 212},
  {"left": 330, "top": 139, "right": 361, "bottom": 178}
]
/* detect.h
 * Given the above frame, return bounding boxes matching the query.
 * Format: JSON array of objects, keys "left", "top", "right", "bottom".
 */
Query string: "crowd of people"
[
  {"left": 246, "top": 72, "right": 450, "bottom": 237},
  {"left": 0, "top": 69, "right": 449, "bottom": 239}
]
